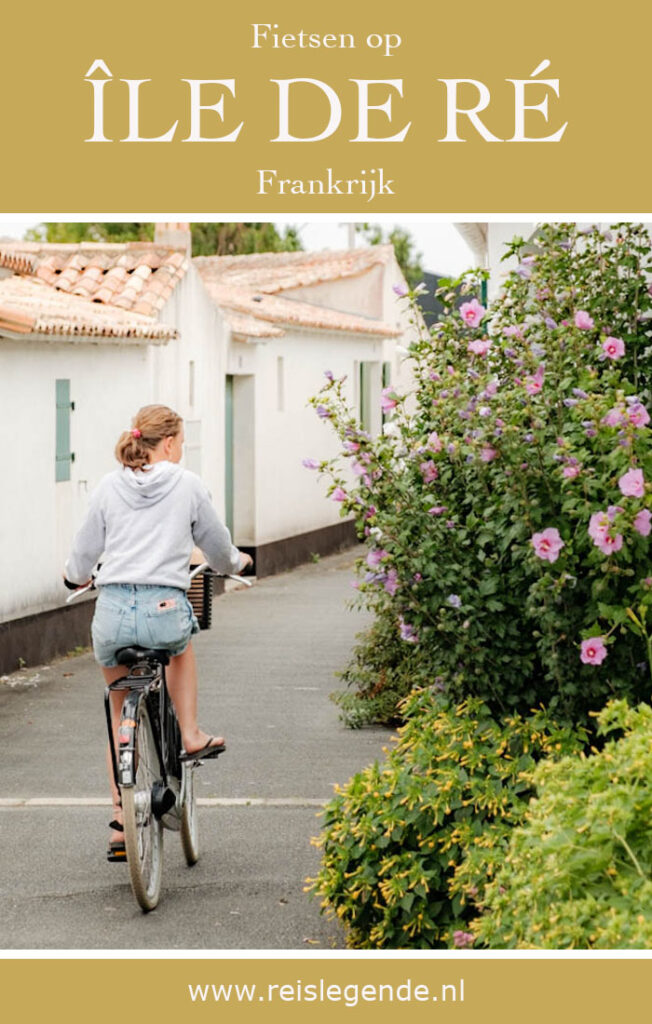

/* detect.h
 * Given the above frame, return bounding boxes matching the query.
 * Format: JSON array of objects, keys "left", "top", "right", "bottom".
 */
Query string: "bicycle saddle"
[{"left": 115, "top": 646, "right": 171, "bottom": 666}]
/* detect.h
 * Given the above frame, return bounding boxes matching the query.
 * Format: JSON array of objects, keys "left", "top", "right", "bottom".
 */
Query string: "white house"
[
  {"left": 0, "top": 230, "right": 415, "bottom": 672},
  {"left": 193, "top": 243, "right": 415, "bottom": 573}
]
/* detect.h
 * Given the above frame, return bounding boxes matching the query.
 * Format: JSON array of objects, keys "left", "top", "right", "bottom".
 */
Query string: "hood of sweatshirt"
[{"left": 113, "top": 462, "right": 185, "bottom": 509}]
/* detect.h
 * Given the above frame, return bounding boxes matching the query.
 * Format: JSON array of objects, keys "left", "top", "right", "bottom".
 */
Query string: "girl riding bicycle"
[{"left": 64, "top": 404, "right": 252, "bottom": 859}]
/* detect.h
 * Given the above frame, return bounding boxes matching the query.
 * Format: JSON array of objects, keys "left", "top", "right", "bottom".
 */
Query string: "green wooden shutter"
[
  {"left": 359, "top": 362, "right": 373, "bottom": 432},
  {"left": 55, "top": 379, "right": 74, "bottom": 482},
  {"left": 382, "top": 361, "right": 392, "bottom": 425}
]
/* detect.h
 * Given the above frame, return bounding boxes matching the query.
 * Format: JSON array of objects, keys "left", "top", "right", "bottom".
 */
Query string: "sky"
[{"left": 0, "top": 218, "right": 476, "bottom": 277}]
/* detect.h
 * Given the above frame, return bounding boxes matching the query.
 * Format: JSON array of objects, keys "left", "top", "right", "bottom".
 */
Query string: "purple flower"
[
  {"left": 398, "top": 616, "right": 418, "bottom": 643},
  {"left": 366, "top": 548, "right": 389, "bottom": 569},
  {"left": 331, "top": 487, "right": 347, "bottom": 502},
  {"left": 428, "top": 505, "right": 447, "bottom": 516},
  {"left": 453, "top": 931, "right": 475, "bottom": 949},
  {"left": 302, "top": 458, "right": 320, "bottom": 470},
  {"left": 572, "top": 388, "right": 588, "bottom": 399},
  {"left": 324, "top": 369, "right": 334, "bottom": 380},
  {"left": 384, "top": 569, "right": 400, "bottom": 596},
  {"left": 447, "top": 594, "right": 462, "bottom": 608},
  {"left": 480, "top": 446, "right": 498, "bottom": 463},
  {"left": 316, "top": 405, "right": 331, "bottom": 419},
  {"left": 563, "top": 398, "right": 578, "bottom": 407},
  {"left": 544, "top": 316, "right": 557, "bottom": 329},
  {"left": 392, "top": 283, "right": 408, "bottom": 297}
]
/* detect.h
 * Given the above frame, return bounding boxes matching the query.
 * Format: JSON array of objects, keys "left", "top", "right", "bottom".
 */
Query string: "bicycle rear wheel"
[
  {"left": 122, "top": 698, "right": 163, "bottom": 911},
  {"left": 180, "top": 763, "right": 199, "bottom": 865}
]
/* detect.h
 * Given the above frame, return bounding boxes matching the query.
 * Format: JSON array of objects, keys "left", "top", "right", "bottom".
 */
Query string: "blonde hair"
[{"left": 115, "top": 404, "right": 183, "bottom": 470}]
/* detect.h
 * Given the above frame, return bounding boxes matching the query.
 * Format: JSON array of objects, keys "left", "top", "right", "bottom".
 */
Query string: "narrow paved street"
[{"left": 0, "top": 550, "right": 392, "bottom": 949}]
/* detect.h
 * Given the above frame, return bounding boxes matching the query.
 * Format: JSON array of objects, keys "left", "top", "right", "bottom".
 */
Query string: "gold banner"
[
  {"left": 1, "top": 958, "right": 650, "bottom": 1023},
  {"left": 1, "top": 0, "right": 650, "bottom": 212}
]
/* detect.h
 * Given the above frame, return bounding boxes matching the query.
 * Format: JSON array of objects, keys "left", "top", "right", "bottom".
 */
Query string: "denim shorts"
[{"left": 92, "top": 584, "right": 200, "bottom": 667}]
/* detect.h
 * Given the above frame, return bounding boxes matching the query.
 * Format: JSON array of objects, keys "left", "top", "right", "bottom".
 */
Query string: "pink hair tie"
[{"left": 131, "top": 428, "right": 142, "bottom": 438}]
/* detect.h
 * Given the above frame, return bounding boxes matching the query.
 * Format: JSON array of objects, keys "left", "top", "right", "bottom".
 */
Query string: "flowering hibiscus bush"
[
  {"left": 309, "top": 223, "right": 652, "bottom": 727},
  {"left": 473, "top": 699, "right": 652, "bottom": 949}
]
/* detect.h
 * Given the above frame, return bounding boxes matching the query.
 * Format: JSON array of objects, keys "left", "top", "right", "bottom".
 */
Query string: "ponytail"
[{"left": 115, "top": 404, "right": 182, "bottom": 470}]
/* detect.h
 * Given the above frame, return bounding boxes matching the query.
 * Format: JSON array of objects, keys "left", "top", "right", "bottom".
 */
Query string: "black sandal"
[{"left": 107, "top": 819, "right": 126, "bottom": 863}]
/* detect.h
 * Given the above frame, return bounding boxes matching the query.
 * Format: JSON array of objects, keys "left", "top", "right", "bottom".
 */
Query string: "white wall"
[
  {"left": 282, "top": 264, "right": 385, "bottom": 318},
  {"left": 0, "top": 337, "right": 152, "bottom": 620},
  {"left": 155, "top": 266, "right": 229, "bottom": 513},
  {"left": 232, "top": 329, "right": 388, "bottom": 547},
  {"left": 486, "top": 223, "right": 536, "bottom": 298}
]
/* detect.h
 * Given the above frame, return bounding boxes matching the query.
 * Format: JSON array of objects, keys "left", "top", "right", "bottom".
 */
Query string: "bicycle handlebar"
[{"left": 65, "top": 562, "right": 253, "bottom": 603}]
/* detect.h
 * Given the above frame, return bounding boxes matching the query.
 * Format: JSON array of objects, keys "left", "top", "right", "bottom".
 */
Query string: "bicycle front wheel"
[
  {"left": 180, "top": 763, "right": 199, "bottom": 865},
  {"left": 122, "top": 699, "right": 163, "bottom": 911}
]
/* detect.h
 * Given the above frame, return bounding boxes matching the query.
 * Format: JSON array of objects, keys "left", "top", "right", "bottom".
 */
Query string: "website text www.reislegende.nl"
[{"left": 188, "top": 977, "right": 465, "bottom": 1009}]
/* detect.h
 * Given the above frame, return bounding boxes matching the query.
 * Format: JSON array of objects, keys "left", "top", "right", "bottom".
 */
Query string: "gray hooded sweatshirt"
[{"left": 65, "top": 462, "right": 241, "bottom": 589}]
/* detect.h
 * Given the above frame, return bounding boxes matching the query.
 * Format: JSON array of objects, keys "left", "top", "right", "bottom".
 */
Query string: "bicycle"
[{"left": 66, "top": 562, "right": 252, "bottom": 911}]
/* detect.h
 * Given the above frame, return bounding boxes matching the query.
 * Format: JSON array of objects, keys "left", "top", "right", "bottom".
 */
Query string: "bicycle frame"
[{"left": 105, "top": 659, "right": 172, "bottom": 792}]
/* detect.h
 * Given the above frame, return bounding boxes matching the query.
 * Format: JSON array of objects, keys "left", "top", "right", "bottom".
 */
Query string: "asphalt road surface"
[{"left": 0, "top": 550, "right": 393, "bottom": 949}]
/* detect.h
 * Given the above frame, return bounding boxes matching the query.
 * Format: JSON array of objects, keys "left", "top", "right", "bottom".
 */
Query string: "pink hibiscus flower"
[
  {"left": 531, "top": 527, "right": 565, "bottom": 563},
  {"left": 468, "top": 338, "right": 492, "bottom": 356},
  {"left": 619, "top": 468, "right": 645, "bottom": 498},
  {"left": 459, "top": 298, "right": 485, "bottom": 328},
  {"left": 595, "top": 532, "right": 623, "bottom": 556},
  {"left": 602, "top": 336, "right": 625, "bottom": 360},
  {"left": 580, "top": 637, "right": 608, "bottom": 665},
  {"left": 627, "top": 403, "right": 650, "bottom": 428},
  {"left": 574, "top": 310, "right": 595, "bottom": 330},
  {"left": 602, "top": 406, "right": 625, "bottom": 427},
  {"left": 420, "top": 460, "right": 438, "bottom": 483},
  {"left": 634, "top": 509, "right": 652, "bottom": 537},
  {"left": 380, "top": 387, "right": 399, "bottom": 414},
  {"left": 525, "top": 365, "right": 545, "bottom": 395}
]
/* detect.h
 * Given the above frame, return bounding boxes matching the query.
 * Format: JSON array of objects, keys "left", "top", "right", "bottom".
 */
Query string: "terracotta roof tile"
[
  {"left": 211, "top": 283, "right": 399, "bottom": 338},
  {"left": 0, "top": 242, "right": 188, "bottom": 316},
  {"left": 194, "top": 244, "right": 394, "bottom": 294},
  {"left": 195, "top": 245, "right": 400, "bottom": 338},
  {"left": 0, "top": 276, "right": 177, "bottom": 342},
  {"left": 223, "top": 310, "right": 285, "bottom": 339}
]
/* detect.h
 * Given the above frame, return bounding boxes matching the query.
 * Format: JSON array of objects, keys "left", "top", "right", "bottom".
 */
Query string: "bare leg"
[
  {"left": 165, "top": 642, "right": 225, "bottom": 754},
  {"left": 101, "top": 665, "right": 129, "bottom": 844}
]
